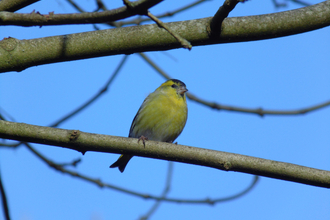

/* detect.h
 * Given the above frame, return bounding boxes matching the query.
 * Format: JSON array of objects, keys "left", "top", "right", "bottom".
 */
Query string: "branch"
[
  {"left": 0, "top": 120, "right": 329, "bottom": 188},
  {"left": 140, "top": 162, "right": 173, "bottom": 220},
  {"left": 113, "top": 0, "right": 207, "bottom": 27},
  {"left": 49, "top": 55, "right": 128, "bottom": 127},
  {"left": 124, "top": 0, "right": 191, "bottom": 49},
  {"left": 65, "top": 0, "right": 85, "bottom": 13},
  {"left": 0, "top": 0, "right": 163, "bottom": 26},
  {"left": 1, "top": 1, "right": 330, "bottom": 73},
  {"left": 209, "top": 0, "right": 241, "bottom": 35},
  {"left": 0, "top": 142, "right": 20, "bottom": 148},
  {"left": 24, "top": 142, "right": 258, "bottom": 204},
  {"left": 0, "top": 171, "right": 11, "bottom": 220},
  {"left": 147, "top": 11, "right": 192, "bottom": 49},
  {"left": 290, "top": 0, "right": 310, "bottom": 6},
  {"left": 272, "top": 0, "right": 310, "bottom": 8},
  {"left": 138, "top": 53, "right": 330, "bottom": 116},
  {"left": 187, "top": 93, "right": 330, "bottom": 116},
  {"left": 0, "top": 0, "right": 39, "bottom": 12}
]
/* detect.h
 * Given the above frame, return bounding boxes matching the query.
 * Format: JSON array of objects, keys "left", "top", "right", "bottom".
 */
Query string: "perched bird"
[{"left": 110, "top": 79, "right": 188, "bottom": 172}]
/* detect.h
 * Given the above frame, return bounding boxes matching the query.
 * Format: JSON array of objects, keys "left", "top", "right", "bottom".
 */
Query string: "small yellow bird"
[{"left": 110, "top": 79, "right": 188, "bottom": 172}]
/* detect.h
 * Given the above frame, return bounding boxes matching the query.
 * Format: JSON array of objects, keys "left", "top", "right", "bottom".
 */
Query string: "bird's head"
[{"left": 158, "top": 79, "right": 188, "bottom": 97}]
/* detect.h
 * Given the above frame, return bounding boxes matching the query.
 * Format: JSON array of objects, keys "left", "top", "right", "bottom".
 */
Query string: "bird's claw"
[{"left": 138, "top": 135, "right": 148, "bottom": 147}]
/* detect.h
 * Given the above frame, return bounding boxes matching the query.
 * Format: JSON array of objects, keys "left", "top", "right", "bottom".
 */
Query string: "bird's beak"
[{"left": 178, "top": 86, "right": 188, "bottom": 95}]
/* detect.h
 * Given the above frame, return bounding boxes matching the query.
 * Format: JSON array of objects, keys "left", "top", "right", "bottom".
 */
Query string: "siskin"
[{"left": 110, "top": 79, "right": 188, "bottom": 172}]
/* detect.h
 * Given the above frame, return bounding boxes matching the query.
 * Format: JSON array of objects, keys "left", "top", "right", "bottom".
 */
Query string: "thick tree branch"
[
  {"left": 0, "top": 0, "right": 39, "bottom": 12},
  {"left": 0, "top": 0, "right": 163, "bottom": 26},
  {"left": 1, "top": 1, "right": 329, "bottom": 73},
  {"left": 0, "top": 120, "right": 329, "bottom": 188}
]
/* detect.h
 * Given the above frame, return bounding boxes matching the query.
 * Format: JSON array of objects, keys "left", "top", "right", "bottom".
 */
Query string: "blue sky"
[{"left": 1, "top": 0, "right": 329, "bottom": 220}]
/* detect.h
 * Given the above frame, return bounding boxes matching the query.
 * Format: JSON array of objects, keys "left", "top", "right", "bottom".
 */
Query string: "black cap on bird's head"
[{"left": 170, "top": 79, "right": 186, "bottom": 87}]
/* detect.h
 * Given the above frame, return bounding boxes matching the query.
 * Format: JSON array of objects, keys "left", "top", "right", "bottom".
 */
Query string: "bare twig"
[
  {"left": 272, "top": 0, "right": 287, "bottom": 7},
  {"left": 147, "top": 11, "right": 192, "bottom": 50},
  {"left": 94, "top": 0, "right": 107, "bottom": 12},
  {"left": 0, "top": 108, "right": 15, "bottom": 122},
  {"left": 65, "top": 0, "right": 100, "bottom": 31},
  {"left": 0, "top": 0, "right": 163, "bottom": 26},
  {"left": 24, "top": 142, "right": 260, "bottom": 203},
  {"left": 122, "top": 0, "right": 191, "bottom": 49},
  {"left": 290, "top": 0, "right": 310, "bottom": 6},
  {"left": 0, "top": 142, "right": 20, "bottom": 148},
  {"left": 0, "top": 172, "right": 11, "bottom": 220},
  {"left": 57, "top": 158, "right": 82, "bottom": 167},
  {"left": 272, "top": 0, "right": 310, "bottom": 8},
  {"left": 140, "top": 162, "right": 173, "bottom": 220},
  {"left": 49, "top": 55, "right": 129, "bottom": 127},
  {"left": 113, "top": 0, "right": 207, "bottom": 27},
  {"left": 138, "top": 53, "right": 330, "bottom": 116},
  {"left": 65, "top": 0, "right": 85, "bottom": 13},
  {"left": 209, "top": 0, "right": 241, "bottom": 35},
  {"left": 187, "top": 93, "right": 330, "bottom": 116},
  {"left": 138, "top": 53, "right": 171, "bottom": 79}
]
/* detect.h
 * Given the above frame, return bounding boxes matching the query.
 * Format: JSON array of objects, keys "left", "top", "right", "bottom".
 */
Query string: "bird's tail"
[{"left": 110, "top": 154, "right": 133, "bottom": 173}]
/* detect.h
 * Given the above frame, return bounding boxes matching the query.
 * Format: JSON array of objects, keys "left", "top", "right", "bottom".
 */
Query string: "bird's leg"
[{"left": 138, "top": 135, "right": 148, "bottom": 147}]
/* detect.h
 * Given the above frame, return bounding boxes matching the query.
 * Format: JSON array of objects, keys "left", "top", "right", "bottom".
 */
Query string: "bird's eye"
[{"left": 171, "top": 84, "right": 178, "bottom": 88}]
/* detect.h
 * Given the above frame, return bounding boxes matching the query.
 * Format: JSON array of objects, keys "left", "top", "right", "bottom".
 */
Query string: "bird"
[{"left": 110, "top": 79, "right": 188, "bottom": 173}]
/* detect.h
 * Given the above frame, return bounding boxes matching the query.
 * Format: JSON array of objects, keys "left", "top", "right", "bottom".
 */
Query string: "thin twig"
[
  {"left": 147, "top": 11, "right": 192, "bottom": 50},
  {"left": 112, "top": 0, "right": 207, "bottom": 27},
  {"left": 140, "top": 162, "right": 173, "bottom": 220},
  {"left": 49, "top": 55, "right": 128, "bottom": 127},
  {"left": 0, "top": 108, "right": 15, "bottom": 122},
  {"left": 272, "top": 0, "right": 310, "bottom": 8},
  {"left": 271, "top": 0, "right": 287, "bottom": 8},
  {"left": 290, "top": 0, "right": 310, "bottom": 6},
  {"left": 57, "top": 158, "right": 82, "bottom": 167},
  {"left": 0, "top": 171, "right": 11, "bottom": 220},
  {"left": 187, "top": 93, "right": 330, "bottom": 116},
  {"left": 94, "top": 0, "right": 107, "bottom": 12},
  {"left": 23, "top": 142, "right": 261, "bottom": 203},
  {"left": 123, "top": 0, "right": 191, "bottom": 49},
  {"left": 0, "top": 0, "right": 163, "bottom": 26},
  {"left": 0, "top": 142, "right": 20, "bottom": 148},
  {"left": 138, "top": 53, "right": 171, "bottom": 79},
  {"left": 66, "top": 0, "right": 84, "bottom": 13},
  {"left": 138, "top": 53, "right": 330, "bottom": 116}
]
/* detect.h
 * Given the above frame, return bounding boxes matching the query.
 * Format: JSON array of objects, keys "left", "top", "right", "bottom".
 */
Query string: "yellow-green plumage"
[{"left": 110, "top": 79, "right": 188, "bottom": 172}]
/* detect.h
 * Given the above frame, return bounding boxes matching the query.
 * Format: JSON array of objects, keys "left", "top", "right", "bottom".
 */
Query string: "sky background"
[{"left": 1, "top": 0, "right": 330, "bottom": 220}]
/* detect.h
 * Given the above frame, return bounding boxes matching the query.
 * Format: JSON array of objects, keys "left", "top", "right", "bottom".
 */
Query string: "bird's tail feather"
[{"left": 110, "top": 154, "right": 133, "bottom": 173}]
